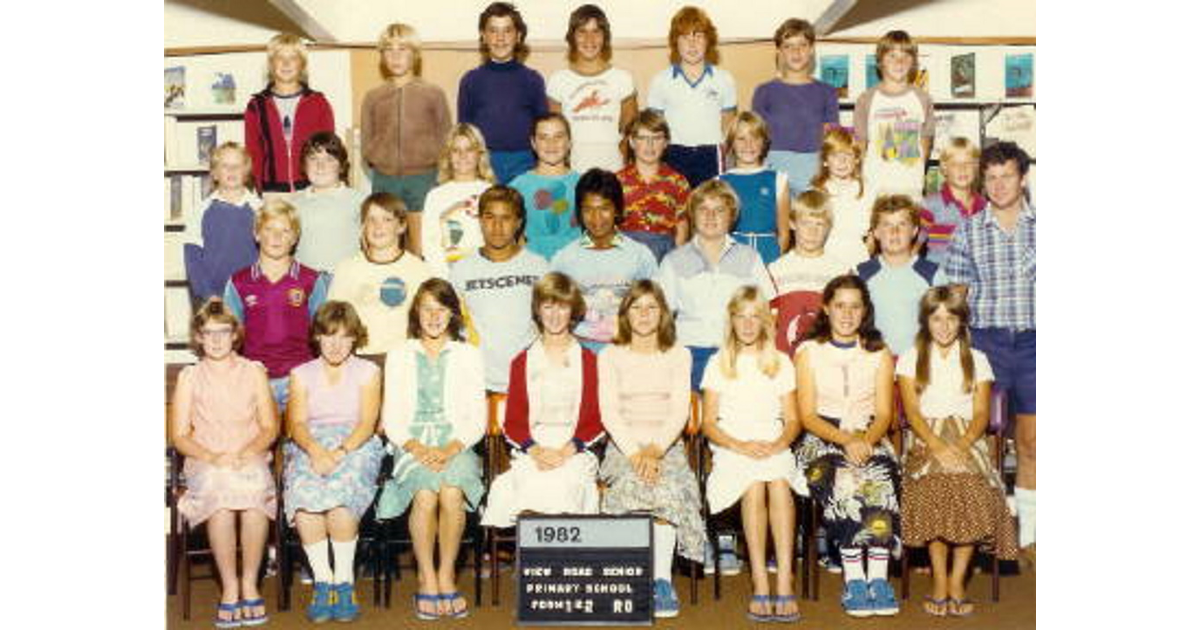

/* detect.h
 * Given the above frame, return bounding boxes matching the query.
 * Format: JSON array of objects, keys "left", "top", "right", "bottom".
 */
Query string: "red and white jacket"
[
  {"left": 243, "top": 85, "right": 335, "bottom": 193},
  {"left": 504, "top": 340, "right": 604, "bottom": 452}
]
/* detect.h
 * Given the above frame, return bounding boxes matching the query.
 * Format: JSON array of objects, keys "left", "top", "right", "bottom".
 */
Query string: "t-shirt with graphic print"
[
  {"left": 853, "top": 85, "right": 935, "bottom": 198},
  {"left": 547, "top": 67, "right": 635, "bottom": 172},
  {"left": 327, "top": 250, "right": 432, "bottom": 355}
]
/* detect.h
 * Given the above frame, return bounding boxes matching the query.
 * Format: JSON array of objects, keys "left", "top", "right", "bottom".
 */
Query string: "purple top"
[
  {"left": 457, "top": 59, "right": 548, "bottom": 152},
  {"left": 751, "top": 79, "right": 839, "bottom": 153},
  {"left": 184, "top": 198, "right": 258, "bottom": 300},
  {"left": 291, "top": 355, "right": 379, "bottom": 427},
  {"left": 223, "top": 261, "right": 329, "bottom": 379}
]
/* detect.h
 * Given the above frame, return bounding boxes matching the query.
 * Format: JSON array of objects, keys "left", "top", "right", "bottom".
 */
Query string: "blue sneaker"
[
  {"left": 331, "top": 582, "right": 361, "bottom": 622},
  {"left": 841, "top": 579, "right": 872, "bottom": 618},
  {"left": 653, "top": 578, "right": 680, "bottom": 618},
  {"left": 867, "top": 578, "right": 899, "bottom": 616},
  {"left": 308, "top": 582, "right": 334, "bottom": 623}
]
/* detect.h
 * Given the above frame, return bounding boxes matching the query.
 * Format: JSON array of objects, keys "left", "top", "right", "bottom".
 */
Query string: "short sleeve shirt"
[
  {"left": 896, "top": 345, "right": 994, "bottom": 420},
  {"left": 647, "top": 65, "right": 737, "bottom": 146}
]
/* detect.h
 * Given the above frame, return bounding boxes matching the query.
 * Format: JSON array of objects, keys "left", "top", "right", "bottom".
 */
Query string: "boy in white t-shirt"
[{"left": 852, "top": 30, "right": 935, "bottom": 199}]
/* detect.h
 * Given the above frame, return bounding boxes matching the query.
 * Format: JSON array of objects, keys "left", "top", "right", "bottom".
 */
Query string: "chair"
[
  {"left": 899, "top": 386, "right": 1012, "bottom": 603},
  {"left": 373, "top": 436, "right": 488, "bottom": 609},
  {"left": 273, "top": 438, "right": 388, "bottom": 611}
]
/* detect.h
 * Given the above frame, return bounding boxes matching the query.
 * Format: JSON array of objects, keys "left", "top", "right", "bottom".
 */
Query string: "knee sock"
[
  {"left": 303, "top": 539, "right": 334, "bottom": 584},
  {"left": 332, "top": 537, "right": 358, "bottom": 585},
  {"left": 866, "top": 546, "right": 889, "bottom": 582},
  {"left": 840, "top": 547, "right": 865, "bottom": 583},
  {"left": 653, "top": 523, "right": 676, "bottom": 582},
  {"left": 1015, "top": 488, "right": 1036, "bottom": 547}
]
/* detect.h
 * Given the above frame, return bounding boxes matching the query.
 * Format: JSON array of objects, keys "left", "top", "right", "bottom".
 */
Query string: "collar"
[
  {"left": 940, "top": 184, "right": 986, "bottom": 218},
  {"left": 301, "top": 182, "right": 346, "bottom": 198},
  {"left": 982, "top": 200, "right": 1036, "bottom": 229},
  {"left": 580, "top": 230, "right": 627, "bottom": 249},
  {"left": 250, "top": 259, "right": 300, "bottom": 281},
  {"left": 671, "top": 63, "right": 714, "bottom": 87},
  {"left": 878, "top": 253, "right": 918, "bottom": 270},
  {"left": 204, "top": 189, "right": 259, "bottom": 208},
  {"left": 687, "top": 234, "right": 738, "bottom": 262},
  {"left": 485, "top": 58, "right": 520, "bottom": 71}
]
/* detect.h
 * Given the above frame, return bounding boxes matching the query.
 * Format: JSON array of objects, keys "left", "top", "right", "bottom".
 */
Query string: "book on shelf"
[
  {"left": 165, "top": 120, "right": 243, "bottom": 170},
  {"left": 165, "top": 66, "right": 185, "bottom": 109},
  {"left": 196, "top": 125, "right": 217, "bottom": 166},
  {"left": 165, "top": 286, "right": 193, "bottom": 343},
  {"left": 164, "top": 232, "right": 186, "bottom": 282}
]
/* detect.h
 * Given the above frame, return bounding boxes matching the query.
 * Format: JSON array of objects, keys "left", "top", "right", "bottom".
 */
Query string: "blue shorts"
[
  {"left": 370, "top": 168, "right": 438, "bottom": 212},
  {"left": 687, "top": 346, "right": 719, "bottom": 392},
  {"left": 269, "top": 376, "right": 290, "bottom": 415},
  {"left": 766, "top": 150, "right": 819, "bottom": 195},
  {"left": 731, "top": 231, "right": 781, "bottom": 265},
  {"left": 665, "top": 144, "right": 720, "bottom": 189},
  {"left": 970, "top": 327, "right": 1036, "bottom": 415},
  {"left": 490, "top": 150, "right": 536, "bottom": 186}
]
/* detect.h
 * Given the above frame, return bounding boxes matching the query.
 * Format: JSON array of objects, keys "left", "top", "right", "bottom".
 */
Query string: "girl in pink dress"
[{"left": 171, "top": 298, "right": 279, "bottom": 628}]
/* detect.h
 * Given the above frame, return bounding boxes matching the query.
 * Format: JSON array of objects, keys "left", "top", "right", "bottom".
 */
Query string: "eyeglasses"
[
  {"left": 200, "top": 328, "right": 234, "bottom": 339},
  {"left": 632, "top": 134, "right": 667, "bottom": 144}
]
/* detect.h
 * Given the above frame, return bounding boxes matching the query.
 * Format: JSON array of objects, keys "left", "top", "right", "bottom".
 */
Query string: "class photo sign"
[{"left": 516, "top": 515, "right": 653, "bottom": 626}]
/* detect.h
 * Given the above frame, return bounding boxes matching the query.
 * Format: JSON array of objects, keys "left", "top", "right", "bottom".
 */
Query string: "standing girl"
[
  {"left": 509, "top": 113, "right": 582, "bottom": 261},
  {"left": 378, "top": 279, "right": 486, "bottom": 619},
  {"left": 720, "top": 111, "right": 791, "bottom": 265},
  {"left": 292, "top": 131, "right": 367, "bottom": 274},
  {"left": 700, "top": 286, "right": 801, "bottom": 622},
  {"left": 284, "top": 301, "right": 385, "bottom": 623},
  {"left": 171, "top": 298, "right": 278, "bottom": 628},
  {"left": 751, "top": 18, "right": 839, "bottom": 195},
  {"left": 811, "top": 127, "right": 872, "bottom": 266},
  {"left": 183, "top": 142, "right": 261, "bottom": 301},
  {"left": 420, "top": 123, "right": 497, "bottom": 279},
  {"left": 244, "top": 32, "right": 335, "bottom": 194},
  {"left": 897, "top": 286, "right": 1017, "bottom": 617},
  {"left": 361, "top": 23, "right": 452, "bottom": 257},
  {"left": 547, "top": 3, "right": 638, "bottom": 172},
  {"left": 793, "top": 275, "right": 901, "bottom": 618},
  {"left": 598, "top": 280, "right": 705, "bottom": 618},
  {"left": 482, "top": 272, "right": 604, "bottom": 527}
]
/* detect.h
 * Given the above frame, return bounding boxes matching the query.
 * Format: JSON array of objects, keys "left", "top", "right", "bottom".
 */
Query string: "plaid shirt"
[{"left": 941, "top": 202, "right": 1036, "bottom": 330}]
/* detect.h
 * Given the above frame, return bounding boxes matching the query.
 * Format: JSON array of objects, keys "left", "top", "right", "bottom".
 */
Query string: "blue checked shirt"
[{"left": 941, "top": 203, "right": 1036, "bottom": 330}]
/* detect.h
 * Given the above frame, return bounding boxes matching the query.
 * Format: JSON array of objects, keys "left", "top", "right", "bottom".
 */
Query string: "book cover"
[
  {"left": 211, "top": 72, "right": 236, "bottom": 105},
  {"left": 914, "top": 52, "right": 931, "bottom": 91},
  {"left": 1005, "top": 53, "right": 1034, "bottom": 98},
  {"left": 865, "top": 54, "right": 879, "bottom": 89},
  {"left": 165, "top": 66, "right": 185, "bottom": 109},
  {"left": 169, "top": 175, "right": 183, "bottom": 222},
  {"left": 196, "top": 125, "right": 217, "bottom": 166},
  {"left": 951, "top": 53, "right": 976, "bottom": 98},
  {"left": 984, "top": 105, "right": 1036, "bottom": 158},
  {"left": 820, "top": 54, "right": 849, "bottom": 99}
]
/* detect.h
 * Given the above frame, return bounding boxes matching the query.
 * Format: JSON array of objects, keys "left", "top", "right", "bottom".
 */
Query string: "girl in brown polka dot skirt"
[{"left": 896, "top": 286, "right": 1017, "bottom": 617}]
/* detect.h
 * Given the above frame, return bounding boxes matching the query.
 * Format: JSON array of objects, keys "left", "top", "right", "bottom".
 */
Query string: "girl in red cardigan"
[{"left": 481, "top": 271, "right": 604, "bottom": 527}]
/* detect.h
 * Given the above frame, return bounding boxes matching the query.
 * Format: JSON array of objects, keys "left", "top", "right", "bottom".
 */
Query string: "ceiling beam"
[
  {"left": 813, "top": 0, "right": 859, "bottom": 36},
  {"left": 265, "top": 0, "right": 337, "bottom": 43}
]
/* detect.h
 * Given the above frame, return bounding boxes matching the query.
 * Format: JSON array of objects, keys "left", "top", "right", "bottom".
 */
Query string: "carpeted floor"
[{"left": 166, "top": 560, "right": 1034, "bottom": 629}]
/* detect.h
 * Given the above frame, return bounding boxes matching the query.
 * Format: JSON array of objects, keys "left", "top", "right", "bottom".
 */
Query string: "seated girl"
[
  {"left": 793, "top": 274, "right": 901, "bottom": 618},
  {"left": 700, "top": 286, "right": 801, "bottom": 622},
  {"left": 377, "top": 279, "right": 486, "bottom": 620},
  {"left": 482, "top": 271, "right": 604, "bottom": 527},
  {"left": 171, "top": 298, "right": 278, "bottom": 628},
  {"left": 283, "top": 301, "right": 386, "bottom": 623},
  {"left": 598, "top": 279, "right": 705, "bottom": 619},
  {"left": 897, "top": 285, "right": 1017, "bottom": 617}
]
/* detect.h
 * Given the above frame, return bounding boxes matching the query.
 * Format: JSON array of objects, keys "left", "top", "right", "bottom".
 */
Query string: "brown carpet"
[{"left": 167, "top": 562, "right": 1034, "bottom": 629}]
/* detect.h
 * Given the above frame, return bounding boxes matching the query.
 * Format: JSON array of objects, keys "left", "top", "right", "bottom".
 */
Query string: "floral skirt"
[
  {"left": 179, "top": 454, "right": 276, "bottom": 527},
  {"left": 794, "top": 420, "right": 900, "bottom": 551},
  {"left": 375, "top": 446, "right": 484, "bottom": 520},
  {"left": 282, "top": 424, "right": 385, "bottom": 525},
  {"left": 600, "top": 441, "right": 706, "bottom": 563}
]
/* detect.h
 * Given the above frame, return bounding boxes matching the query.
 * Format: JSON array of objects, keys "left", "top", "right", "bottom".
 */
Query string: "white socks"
[
  {"left": 867, "top": 546, "right": 889, "bottom": 582},
  {"left": 653, "top": 523, "right": 676, "bottom": 581},
  {"left": 1015, "top": 488, "right": 1036, "bottom": 547},
  {"left": 303, "top": 539, "right": 334, "bottom": 584},
  {"left": 332, "top": 538, "right": 358, "bottom": 585},
  {"left": 840, "top": 547, "right": 865, "bottom": 583}
]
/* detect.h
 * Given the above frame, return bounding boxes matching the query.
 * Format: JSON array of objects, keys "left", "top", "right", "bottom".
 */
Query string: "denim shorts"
[
  {"left": 490, "top": 150, "right": 536, "bottom": 186},
  {"left": 970, "top": 327, "right": 1036, "bottom": 415},
  {"left": 624, "top": 230, "right": 676, "bottom": 263},
  {"left": 370, "top": 169, "right": 438, "bottom": 212},
  {"left": 766, "top": 150, "right": 819, "bottom": 194},
  {"left": 269, "top": 376, "right": 290, "bottom": 415}
]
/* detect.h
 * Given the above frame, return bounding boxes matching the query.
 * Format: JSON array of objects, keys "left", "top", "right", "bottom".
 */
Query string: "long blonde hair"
[{"left": 715, "top": 286, "right": 780, "bottom": 379}]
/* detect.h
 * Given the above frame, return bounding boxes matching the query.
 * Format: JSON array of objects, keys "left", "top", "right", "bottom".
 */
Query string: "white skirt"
[
  {"left": 706, "top": 446, "right": 801, "bottom": 514},
  {"left": 481, "top": 450, "right": 599, "bottom": 527}
]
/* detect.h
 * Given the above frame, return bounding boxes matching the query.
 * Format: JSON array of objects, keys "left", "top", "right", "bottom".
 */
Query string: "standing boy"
[
  {"left": 550, "top": 169, "right": 657, "bottom": 353},
  {"left": 941, "top": 141, "right": 1036, "bottom": 566},
  {"left": 856, "top": 195, "right": 945, "bottom": 358},
  {"left": 450, "top": 185, "right": 549, "bottom": 393},
  {"left": 457, "top": 2, "right": 548, "bottom": 184}
]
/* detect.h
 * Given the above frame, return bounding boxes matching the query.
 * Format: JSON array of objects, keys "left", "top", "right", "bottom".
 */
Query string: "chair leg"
[
  {"left": 808, "top": 502, "right": 820, "bottom": 602},
  {"left": 490, "top": 529, "right": 501, "bottom": 606},
  {"left": 900, "top": 546, "right": 910, "bottom": 600},
  {"left": 181, "top": 524, "right": 192, "bottom": 620},
  {"left": 473, "top": 522, "right": 483, "bottom": 607},
  {"left": 689, "top": 558, "right": 698, "bottom": 605},
  {"left": 991, "top": 551, "right": 1000, "bottom": 602}
]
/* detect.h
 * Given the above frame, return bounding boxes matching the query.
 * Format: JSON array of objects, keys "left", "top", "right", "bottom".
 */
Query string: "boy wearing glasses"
[{"left": 616, "top": 110, "right": 691, "bottom": 262}]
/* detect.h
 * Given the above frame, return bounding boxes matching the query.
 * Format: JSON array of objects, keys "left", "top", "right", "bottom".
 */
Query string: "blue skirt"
[
  {"left": 282, "top": 423, "right": 385, "bottom": 525},
  {"left": 375, "top": 446, "right": 484, "bottom": 520}
]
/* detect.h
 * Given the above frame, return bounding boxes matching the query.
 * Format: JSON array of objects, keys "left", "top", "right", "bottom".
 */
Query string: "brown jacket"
[{"left": 360, "top": 79, "right": 451, "bottom": 177}]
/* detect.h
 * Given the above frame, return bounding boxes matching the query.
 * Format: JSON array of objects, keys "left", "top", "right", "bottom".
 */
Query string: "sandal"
[
  {"left": 772, "top": 594, "right": 800, "bottom": 622},
  {"left": 922, "top": 596, "right": 948, "bottom": 617},
  {"left": 948, "top": 597, "right": 975, "bottom": 617},
  {"left": 440, "top": 591, "right": 470, "bottom": 619},
  {"left": 746, "top": 594, "right": 773, "bottom": 622},
  {"left": 214, "top": 602, "right": 241, "bottom": 629},
  {"left": 238, "top": 598, "right": 268, "bottom": 627},
  {"left": 413, "top": 592, "right": 440, "bottom": 621}
]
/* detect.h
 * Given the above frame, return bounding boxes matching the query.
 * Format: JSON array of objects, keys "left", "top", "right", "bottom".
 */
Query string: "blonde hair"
[
  {"left": 436, "top": 123, "right": 497, "bottom": 184},
  {"left": 811, "top": 127, "right": 863, "bottom": 198},
  {"left": 377, "top": 23, "right": 423, "bottom": 77},
  {"left": 939, "top": 136, "right": 982, "bottom": 191},
  {"left": 686, "top": 179, "right": 741, "bottom": 226},
  {"left": 266, "top": 32, "right": 309, "bottom": 84},
  {"left": 875, "top": 30, "right": 919, "bottom": 84},
  {"left": 255, "top": 197, "right": 301, "bottom": 236},
  {"left": 791, "top": 189, "right": 833, "bottom": 227},
  {"left": 208, "top": 142, "right": 253, "bottom": 190},
  {"left": 715, "top": 286, "right": 780, "bottom": 379},
  {"left": 725, "top": 111, "right": 771, "bottom": 165}
]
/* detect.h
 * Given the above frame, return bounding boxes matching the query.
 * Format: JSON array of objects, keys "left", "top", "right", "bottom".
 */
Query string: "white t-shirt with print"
[{"left": 547, "top": 67, "right": 635, "bottom": 172}]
